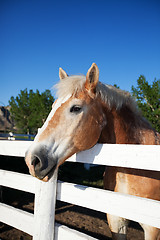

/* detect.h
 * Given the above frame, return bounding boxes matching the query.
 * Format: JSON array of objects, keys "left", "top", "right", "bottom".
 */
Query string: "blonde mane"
[{"left": 54, "top": 75, "right": 138, "bottom": 112}]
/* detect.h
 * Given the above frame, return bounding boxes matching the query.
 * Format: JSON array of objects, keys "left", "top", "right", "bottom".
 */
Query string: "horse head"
[{"left": 25, "top": 63, "right": 106, "bottom": 181}]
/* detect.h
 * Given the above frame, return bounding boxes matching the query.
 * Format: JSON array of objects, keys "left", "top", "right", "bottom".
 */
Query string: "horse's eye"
[{"left": 70, "top": 105, "right": 82, "bottom": 113}]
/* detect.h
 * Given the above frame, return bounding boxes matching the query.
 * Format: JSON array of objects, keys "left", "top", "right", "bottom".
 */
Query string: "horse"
[{"left": 25, "top": 63, "right": 160, "bottom": 240}]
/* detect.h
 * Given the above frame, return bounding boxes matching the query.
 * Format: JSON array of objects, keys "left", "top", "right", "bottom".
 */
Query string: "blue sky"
[{"left": 0, "top": 0, "right": 160, "bottom": 106}]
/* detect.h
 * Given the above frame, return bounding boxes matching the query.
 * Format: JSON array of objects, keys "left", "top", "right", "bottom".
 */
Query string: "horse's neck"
[{"left": 99, "top": 106, "right": 160, "bottom": 145}]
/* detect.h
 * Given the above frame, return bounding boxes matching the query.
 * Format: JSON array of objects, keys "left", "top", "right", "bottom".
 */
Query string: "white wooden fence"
[{"left": 0, "top": 140, "right": 160, "bottom": 240}]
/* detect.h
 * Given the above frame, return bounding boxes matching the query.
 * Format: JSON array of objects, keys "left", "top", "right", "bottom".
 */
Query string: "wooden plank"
[
  {"left": 0, "top": 170, "right": 36, "bottom": 194},
  {"left": 0, "top": 202, "right": 34, "bottom": 236},
  {"left": 55, "top": 223, "right": 98, "bottom": 240},
  {"left": 67, "top": 143, "right": 160, "bottom": 171},
  {"left": 0, "top": 140, "right": 32, "bottom": 157},
  {"left": 57, "top": 181, "right": 160, "bottom": 229},
  {"left": 0, "top": 140, "right": 160, "bottom": 171},
  {"left": 33, "top": 170, "right": 58, "bottom": 240}
]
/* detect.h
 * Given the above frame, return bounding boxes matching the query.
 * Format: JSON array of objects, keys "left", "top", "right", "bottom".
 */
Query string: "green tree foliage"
[
  {"left": 131, "top": 75, "right": 160, "bottom": 132},
  {"left": 9, "top": 89, "right": 54, "bottom": 134},
  {"left": 113, "top": 84, "right": 120, "bottom": 89}
]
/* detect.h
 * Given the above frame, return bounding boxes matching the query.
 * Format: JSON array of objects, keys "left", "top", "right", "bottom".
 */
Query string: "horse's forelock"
[
  {"left": 53, "top": 75, "right": 138, "bottom": 113},
  {"left": 53, "top": 75, "right": 86, "bottom": 98}
]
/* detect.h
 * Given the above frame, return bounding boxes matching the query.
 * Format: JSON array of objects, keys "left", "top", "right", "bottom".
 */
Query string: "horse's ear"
[
  {"left": 59, "top": 67, "right": 68, "bottom": 80},
  {"left": 85, "top": 63, "right": 99, "bottom": 93}
]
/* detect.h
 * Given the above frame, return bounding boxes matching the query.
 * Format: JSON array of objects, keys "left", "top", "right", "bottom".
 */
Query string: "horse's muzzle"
[{"left": 25, "top": 145, "right": 58, "bottom": 181}]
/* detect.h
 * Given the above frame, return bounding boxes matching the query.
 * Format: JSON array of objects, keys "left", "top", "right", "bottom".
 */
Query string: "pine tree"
[
  {"left": 131, "top": 75, "right": 160, "bottom": 132},
  {"left": 9, "top": 89, "right": 54, "bottom": 134}
]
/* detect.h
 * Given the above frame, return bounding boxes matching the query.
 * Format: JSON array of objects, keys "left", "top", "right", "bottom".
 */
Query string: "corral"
[{"left": 0, "top": 140, "right": 160, "bottom": 239}]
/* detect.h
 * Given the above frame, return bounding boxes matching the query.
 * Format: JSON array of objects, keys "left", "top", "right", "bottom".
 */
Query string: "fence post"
[{"left": 33, "top": 170, "right": 58, "bottom": 240}]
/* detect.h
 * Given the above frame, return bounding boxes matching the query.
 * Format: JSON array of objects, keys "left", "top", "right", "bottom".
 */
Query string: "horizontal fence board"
[
  {"left": 55, "top": 223, "right": 98, "bottom": 240},
  {"left": 67, "top": 144, "right": 160, "bottom": 171},
  {"left": 0, "top": 170, "right": 36, "bottom": 194},
  {"left": 57, "top": 181, "right": 160, "bottom": 229},
  {"left": 0, "top": 203, "right": 34, "bottom": 236},
  {"left": 0, "top": 140, "right": 32, "bottom": 157},
  {"left": 0, "top": 140, "right": 160, "bottom": 171}
]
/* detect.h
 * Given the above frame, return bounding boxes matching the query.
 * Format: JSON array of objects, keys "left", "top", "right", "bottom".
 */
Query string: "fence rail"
[
  {"left": 0, "top": 140, "right": 160, "bottom": 239},
  {"left": 1, "top": 140, "right": 160, "bottom": 170}
]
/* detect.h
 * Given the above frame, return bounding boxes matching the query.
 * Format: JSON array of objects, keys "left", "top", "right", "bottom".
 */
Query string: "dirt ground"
[{"left": 0, "top": 189, "right": 144, "bottom": 240}]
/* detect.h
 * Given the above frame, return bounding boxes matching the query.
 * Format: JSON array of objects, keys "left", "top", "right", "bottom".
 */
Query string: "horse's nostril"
[{"left": 32, "top": 156, "right": 41, "bottom": 172}]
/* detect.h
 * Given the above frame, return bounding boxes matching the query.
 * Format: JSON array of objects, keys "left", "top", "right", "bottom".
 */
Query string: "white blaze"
[{"left": 35, "top": 95, "right": 71, "bottom": 142}]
